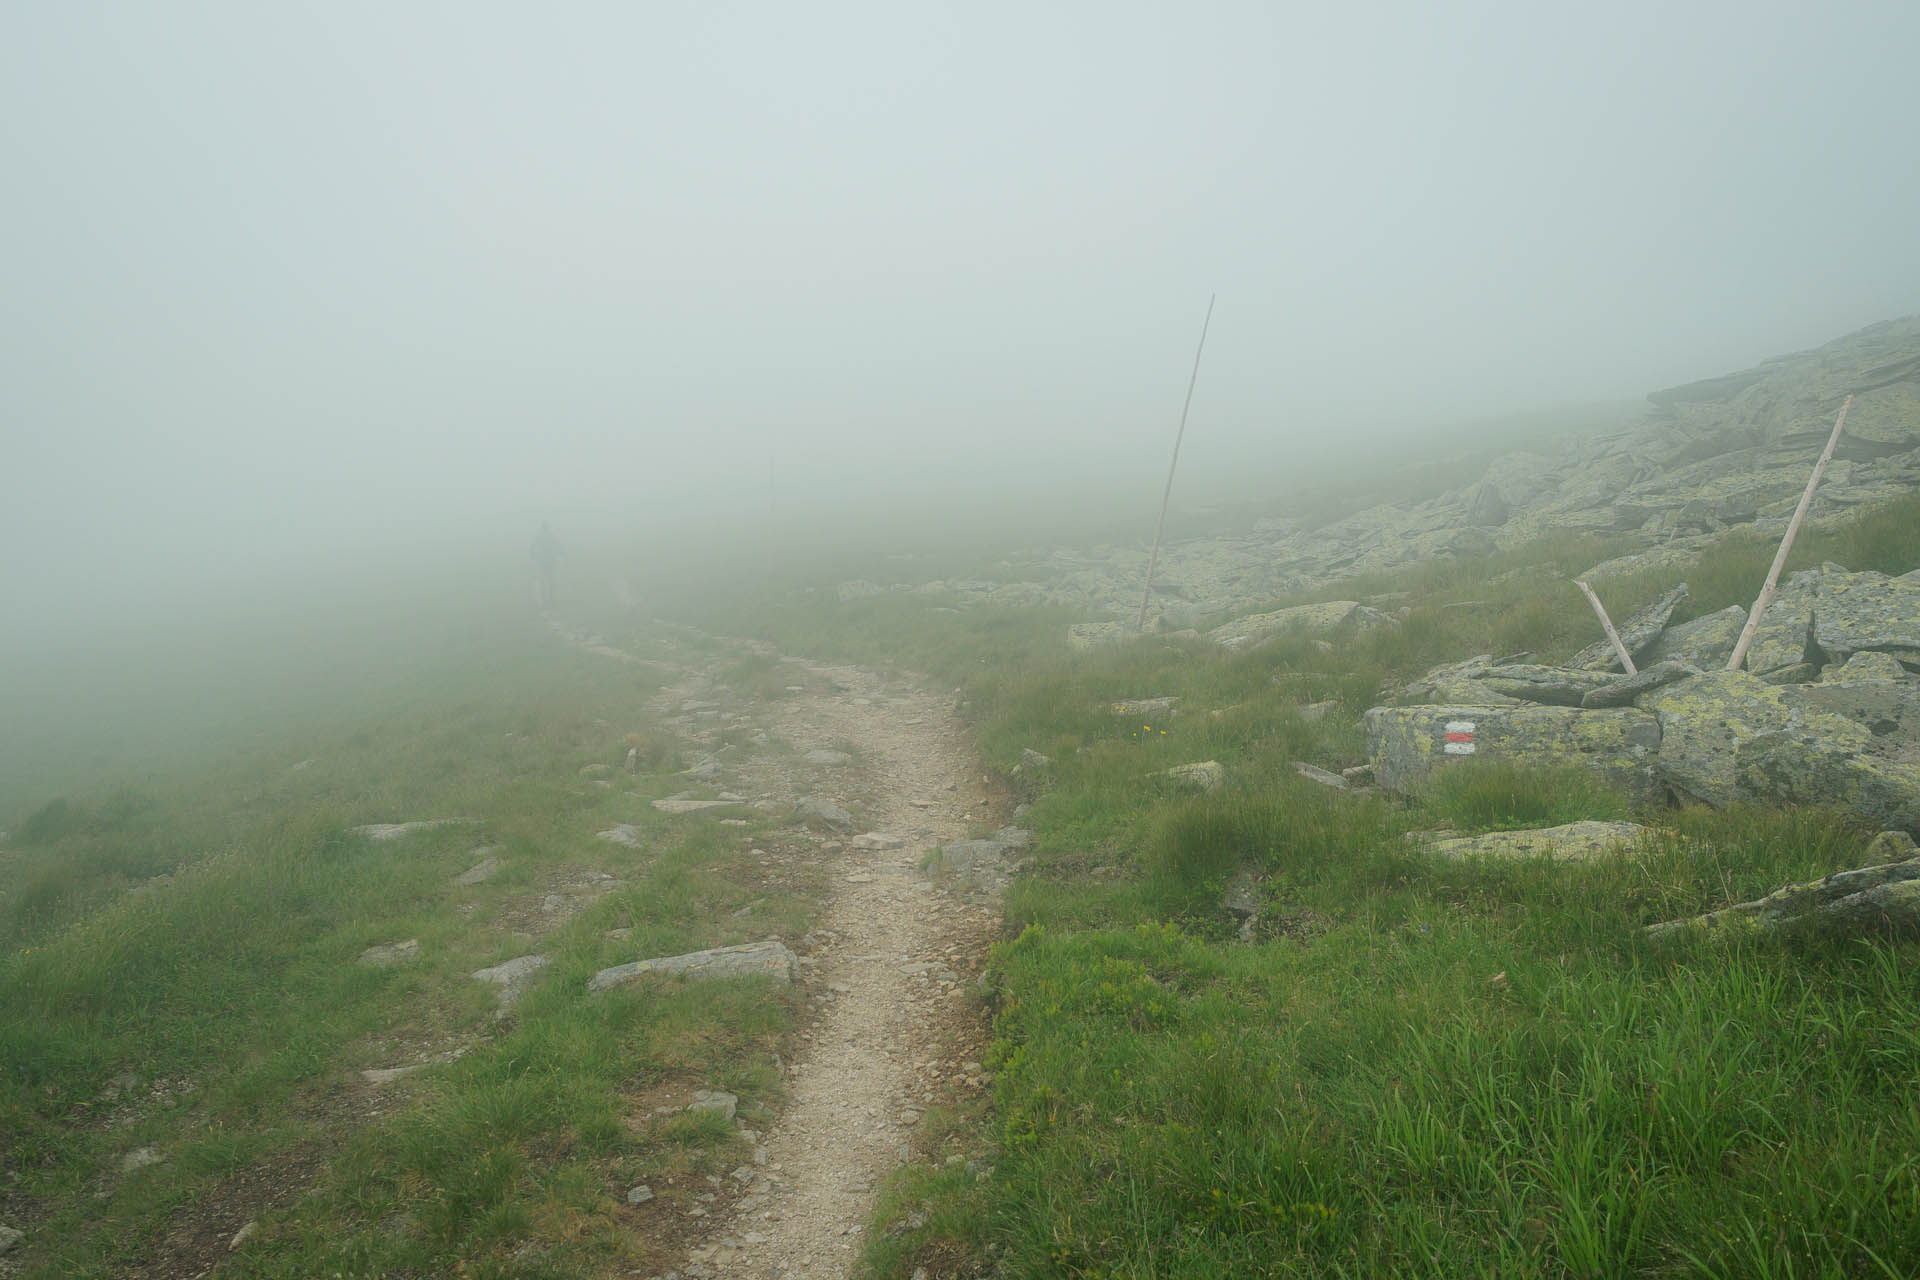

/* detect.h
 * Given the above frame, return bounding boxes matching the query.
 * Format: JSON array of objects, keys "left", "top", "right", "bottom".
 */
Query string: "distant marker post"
[{"left": 1136, "top": 294, "right": 1216, "bottom": 634}]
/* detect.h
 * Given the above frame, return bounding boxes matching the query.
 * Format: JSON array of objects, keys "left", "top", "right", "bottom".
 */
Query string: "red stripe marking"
[{"left": 1444, "top": 732, "right": 1475, "bottom": 742}]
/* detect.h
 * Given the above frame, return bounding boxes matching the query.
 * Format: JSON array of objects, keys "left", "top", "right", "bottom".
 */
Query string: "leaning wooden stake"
[
  {"left": 1136, "top": 294, "right": 1216, "bottom": 633},
  {"left": 1573, "top": 579, "right": 1637, "bottom": 675},
  {"left": 1725, "top": 394, "right": 1854, "bottom": 671}
]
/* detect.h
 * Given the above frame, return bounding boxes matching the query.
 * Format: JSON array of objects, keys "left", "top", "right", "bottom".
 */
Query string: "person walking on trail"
[{"left": 530, "top": 521, "right": 561, "bottom": 609}]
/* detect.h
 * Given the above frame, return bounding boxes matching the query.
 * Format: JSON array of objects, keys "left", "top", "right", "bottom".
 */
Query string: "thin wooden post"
[
  {"left": 1137, "top": 294, "right": 1216, "bottom": 633},
  {"left": 1725, "top": 394, "right": 1854, "bottom": 671},
  {"left": 1574, "top": 580, "right": 1638, "bottom": 675}
]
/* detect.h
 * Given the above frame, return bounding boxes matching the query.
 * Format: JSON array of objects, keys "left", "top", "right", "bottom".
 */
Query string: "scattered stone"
[
  {"left": 580, "top": 763, "right": 616, "bottom": 781},
  {"left": 627, "top": 1184, "right": 655, "bottom": 1205},
  {"left": 598, "top": 824, "right": 644, "bottom": 847},
  {"left": 796, "top": 795, "right": 855, "bottom": 830},
  {"left": 353, "top": 818, "right": 475, "bottom": 841},
  {"left": 681, "top": 759, "right": 724, "bottom": 780},
  {"left": 1421, "top": 820, "right": 1653, "bottom": 862},
  {"left": 361, "top": 1066, "right": 418, "bottom": 1085},
  {"left": 541, "top": 894, "right": 569, "bottom": 913},
  {"left": 120, "top": 1147, "right": 164, "bottom": 1174},
  {"left": 1163, "top": 760, "right": 1225, "bottom": 792},
  {"left": 651, "top": 797, "right": 741, "bottom": 814},
  {"left": 1021, "top": 747, "right": 1051, "bottom": 769},
  {"left": 804, "top": 749, "right": 853, "bottom": 765},
  {"left": 1341, "top": 763, "right": 1374, "bottom": 783},
  {"left": 588, "top": 941, "right": 797, "bottom": 993},
  {"left": 1299, "top": 700, "right": 1340, "bottom": 722},
  {"left": 356, "top": 939, "right": 420, "bottom": 968},
  {"left": 1473, "top": 664, "right": 1620, "bottom": 707},
  {"left": 851, "top": 832, "right": 905, "bottom": 851},
  {"left": 229, "top": 1221, "right": 256, "bottom": 1250},
  {"left": 688, "top": 1090, "right": 739, "bottom": 1120},
  {"left": 1110, "top": 696, "right": 1179, "bottom": 718},
  {"left": 454, "top": 856, "right": 503, "bottom": 885},
  {"left": 0, "top": 1225, "right": 21, "bottom": 1255},
  {"left": 470, "top": 955, "right": 551, "bottom": 1010},
  {"left": 1221, "top": 867, "right": 1261, "bottom": 942},
  {"left": 1642, "top": 605, "right": 1746, "bottom": 669},
  {"left": 1292, "top": 762, "right": 1348, "bottom": 790}
]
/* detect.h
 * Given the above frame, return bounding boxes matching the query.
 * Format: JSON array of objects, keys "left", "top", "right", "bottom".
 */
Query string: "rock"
[
  {"left": 1391, "top": 655, "right": 1520, "bottom": 706},
  {"left": 1796, "top": 567, "right": 1920, "bottom": 663},
  {"left": 471, "top": 955, "right": 551, "bottom": 1009},
  {"left": 1163, "top": 760, "right": 1225, "bottom": 792},
  {"left": 625, "top": 746, "right": 640, "bottom": 773},
  {"left": 1474, "top": 664, "right": 1622, "bottom": 707},
  {"left": 1299, "top": 700, "right": 1340, "bottom": 722},
  {"left": 1208, "top": 600, "right": 1394, "bottom": 652},
  {"left": 541, "top": 894, "right": 569, "bottom": 913},
  {"left": 1641, "top": 605, "right": 1747, "bottom": 669},
  {"left": 1021, "top": 748, "right": 1051, "bottom": 769},
  {"left": 1292, "top": 762, "right": 1348, "bottom": 790},
  {"left": 837, "top": 579, "right": 886, "bottom": 602},
  {"left": 1568, "top": 583, "right": 1690, "bottom": 671},
  {"left": 120, "top": 1146, "right": 164, "bottom": 1174},
  {"left": 0, "top": 1225, "right": 22, "bottom": 1255},
  {"left": 580, "top": 763, "right": 616, "bottom": 781},
  {"left": 598, "top": 824, "right": 644, "bottom": 847},
  {"left": 1110, "top": 696, "right": 1178, "bottom": 718},
  {"left": 588, "top": 941, "right": 797, "bottom": 993},
  {"left": 1341, "top": 763, "right": 1375, "bottom": 783},
  {"left": 1646, "top": 854, "right": 1920, "bottom": 943},
  {"left": 1579, "top": 660, "right": 1693, "bottom": 708},
  {"left": 1741, "top": 606, "right": 1815, "bottom": 677},
  {"left": 1867, "top": 830, "right": 1919, "bottom": 860},
  {"left": 934, "top": 836, "right": 1025, "bottom": 894},
  {"left": 681, "top": 759, "right": 724, "bottom": 781},
  {"left": 627, "top": 1184, "right": 655, "bottom": 1205},
  {"left": 1365, "top": 704, "right": 1662, "bottom": 799},
  {"left": 796, "top": 795, "right": 854, "bottom": 830},
  {"left": 1421, "top": 820, "right": 1653, "bottom": 862},
  {"left": 651, "top": 797, "right": 741, "bottom": 815},
  {"left": 1825, "top": 651, "right": 1915, "bottom": 682},
  {"left": 688, "top": 1090, "right": 738, "bottom": 1120},
  {"left": 851, "top": 832, "right": 905, "bottom": 851},
  {"left": 804, "top": 749, "right": 853, "bottom": 765},
  {"left": 1067, "top": 621, "right": 1133, "bottom": 652},
  {"left": 353, "top": 818, "right": 475, "bottom": 841},
  {"left": 1221, "top": 867, "right": 1261, "bottom": 941},
  {"left": 229, "top": 1222, "right": 257, "bottom": 1250},
  {"left": 454, "top": 856, "right": 503, "bottom": 885},
  {"left": 993, "top": 825, "right": 1034, "bottom": 847},
  {"left": 361, "top": 1066, "right": 418, "bottom": 1085},
  {"left": 356, "top": 939, "right": 420, "bottom": 968}
]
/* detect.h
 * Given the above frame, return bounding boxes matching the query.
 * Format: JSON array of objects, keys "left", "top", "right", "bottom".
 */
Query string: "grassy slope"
[
  {"left": 0, "top": 613, "right": 811, "bottom": 1278},
  {"left": 714, "top": 495, "right": 1920, "bottom": 1278}
]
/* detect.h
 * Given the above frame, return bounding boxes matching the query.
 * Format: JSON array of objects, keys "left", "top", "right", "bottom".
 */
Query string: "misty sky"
[{"left": 5, "top": 1, "right": 1919, "bottom": 626}]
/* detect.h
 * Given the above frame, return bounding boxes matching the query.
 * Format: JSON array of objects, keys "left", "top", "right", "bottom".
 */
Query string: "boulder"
[
  {"left": 1209, "top": 600, "right": 1394, "bottom": 652},
  {"left": 588, "top": 941, "right": 797, "bottom": 993},
  {"left": 1472, "top": 664, "right": 1621, "bottom": 706},
  {"left": 1646, "top": 854, "right": 1920, "bottom": 943},
  {"left": 1569, "top": 583, "right": 1691, "bottom": 671},
  {"left": 1799, "top": 567, "right": 1920, "bottom": 663},
  {"left": 1641, "top": 605, "right": 1746, "bottom": 669},
  {"left": 1580, "top": 660, "right": 1693, "bottom": 708},
  {"left": 1366, "top": 704, "right": 1662, "bottom": 799},
  {"left": 1421, "top": 820, "right": 1653, "bottom": 862}
]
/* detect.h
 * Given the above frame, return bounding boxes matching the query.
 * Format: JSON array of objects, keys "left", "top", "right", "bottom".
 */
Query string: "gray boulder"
[
  {"left": 1580, "top": 660, "right": 1693, "bottom": 708},
  {"left": 588, "top": 940, "right": 797, "bottom": 993},
  {"left": 1641, "top": 605, "right": 1746, "bottom": 669},
  {"left": 1209, "top": 600, "right": 1394, "bottom": 652},
  {"left": 1569, "top": 583, "right": 1690, "bottom": 671},
  {"left": 795, "top": 795, "right": 854, "bottom": 830},
  {"left": 1472, "top": 664, "right": 1620, "bottom": 707},
  {"left": 1365, "top": 704, "right": 1662, "bottom": 799},
  {"left": 1421, "top": 820, "right": 1653, "bottom": 862}
]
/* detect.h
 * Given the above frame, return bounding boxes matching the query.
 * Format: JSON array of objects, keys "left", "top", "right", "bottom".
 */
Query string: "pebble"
[{"left": 627, "top": 1184, "right": 655, "bottom": 1205}]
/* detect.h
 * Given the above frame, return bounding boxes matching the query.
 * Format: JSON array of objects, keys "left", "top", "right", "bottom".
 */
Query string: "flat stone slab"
[
  {"left": 650, "top": 797, "right": 741, "bottom": 814},
  {"left": 454, "top": 856, "right": 503, "bottom": 885},
  {"left": 1163, "top": 760, "right": 1225, "bottom": 791},
  {"left": 353, "top": 819, "right": 475, "bottom": 841},
  {"left": 804, "top": 749, "right": 854, "bottom": 765},
  {"left": 588, "top": 941, "right": 796, "bottom": 993},
  {"left": 597, "top": 824, "right": 644, "bottom": 847},
  {"left": 472, "top": 954, "right": 551, "bottom": 985},
  {"left": 1422, "top": 820, "right": 1654, "bottom": 862},
  {"left": 851, "top": 832, "right": 905, "bottom": 851},
  {"left": 1292, "top": 762, "right": 1348, "bottom": 790},
  {"left": 356, "top": 939, "right": 419, "bottom": 968}
]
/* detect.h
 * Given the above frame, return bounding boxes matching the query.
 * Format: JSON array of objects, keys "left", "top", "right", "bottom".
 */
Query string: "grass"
[
  {"left": 0, "top": 611, "right": 818, "bottom": 1278},
  {"left": 820, "top": 493, "right": 1920, "bottom": 1278}
]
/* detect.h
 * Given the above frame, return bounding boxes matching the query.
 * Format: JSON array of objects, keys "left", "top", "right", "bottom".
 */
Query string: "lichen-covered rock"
[
  {"left": 1741, "top": 605, "right": 1815, "bottom": 677},
  {"left": 1645, "top": 855, "right": 1920, "bottom": 943},
  {"left": 1208, "top": 600, "right": 1394, "bottom": 652},
  {"left": 1162, "top": 760, "right": 1225, "bottom": 791},
  {"left": 1067, "top": 621, "right": 1132, "bottom": 652},
  {"left": 1569, "top": 583, "right": 1690, "bottom": 671},
  {"left": 1641, "top": 605, "right": 1746, "bottom": 669},
  {"left": 1736, "top": 732, "right": 1920, "bottom": 833},
  {"left": 588, "top": 941, "right": 796, "bottom": 993},
  {"left": 1364, "top": 704, "right": 1662, "bottom": 799},
  {"left": 1640, "top": 670, "right": 1841, "bottom": 806},
  {"left": 1799, "top": 568, "right": 1920, "bottom": 663},
  {"left": 1422, "top": 820, "right": 1653, "bottom": 862},
  {"left": 1824, "top": 651, "right": 1915, "bottom": 682},
  {"left": 1581, "top": 661, "right": 1692, "bottom": 708},
  {"left": 1390, "top": 655, "right": 1520, "bottom": 706},
  {"left": 1473, "top": 664, "right": 1620, "bottom": 706}
]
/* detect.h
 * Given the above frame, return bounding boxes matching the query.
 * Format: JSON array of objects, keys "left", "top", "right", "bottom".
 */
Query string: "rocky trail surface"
[{"left": 559, "top": 621, "right": 1003, "bottom": 1280}]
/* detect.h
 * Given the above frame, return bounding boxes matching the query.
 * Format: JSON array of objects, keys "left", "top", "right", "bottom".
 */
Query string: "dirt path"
[{"left": 559, "top": 625, "right": 1001, "bottom": 1279}]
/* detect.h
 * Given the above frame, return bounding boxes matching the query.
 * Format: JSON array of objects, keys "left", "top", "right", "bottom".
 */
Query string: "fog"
[{"left": 6, "top": 0, "right": 1920, "bottom": 647}]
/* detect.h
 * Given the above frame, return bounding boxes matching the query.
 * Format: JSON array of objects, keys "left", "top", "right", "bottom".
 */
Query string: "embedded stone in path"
[
  {"left": 353, "top": 818, "right": 476, "bottom": 841},
  {"left": 804, "top": 748, "right": 853, "bottom": 765},
  {"left": 356, "top": 938, "right": 420, "bottom": 968},
  {"left": 588, "top": 940, "right": 797, "bottom": 993},
  {"left": 796, "top": 795, "right": 855, "bottom": 830},
  {"left": 851, "top": 832, "right": 905, "bottom": 851}
]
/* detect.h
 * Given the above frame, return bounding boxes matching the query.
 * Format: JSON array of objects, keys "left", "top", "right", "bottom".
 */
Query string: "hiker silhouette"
[{"left": 530, "top": 521, "right": 561, "bottom": 609}]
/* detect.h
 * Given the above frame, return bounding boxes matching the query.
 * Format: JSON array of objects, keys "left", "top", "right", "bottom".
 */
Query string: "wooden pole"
[
  {"left": 1574, "top": 580, "right": 1637, "bottom": 675},
  {"left": 1137, "top": 294, "right": 1216, "bottom": 633},
  {"left": 1725, "top": 394, "right": 1854, "bottom": 672}
]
